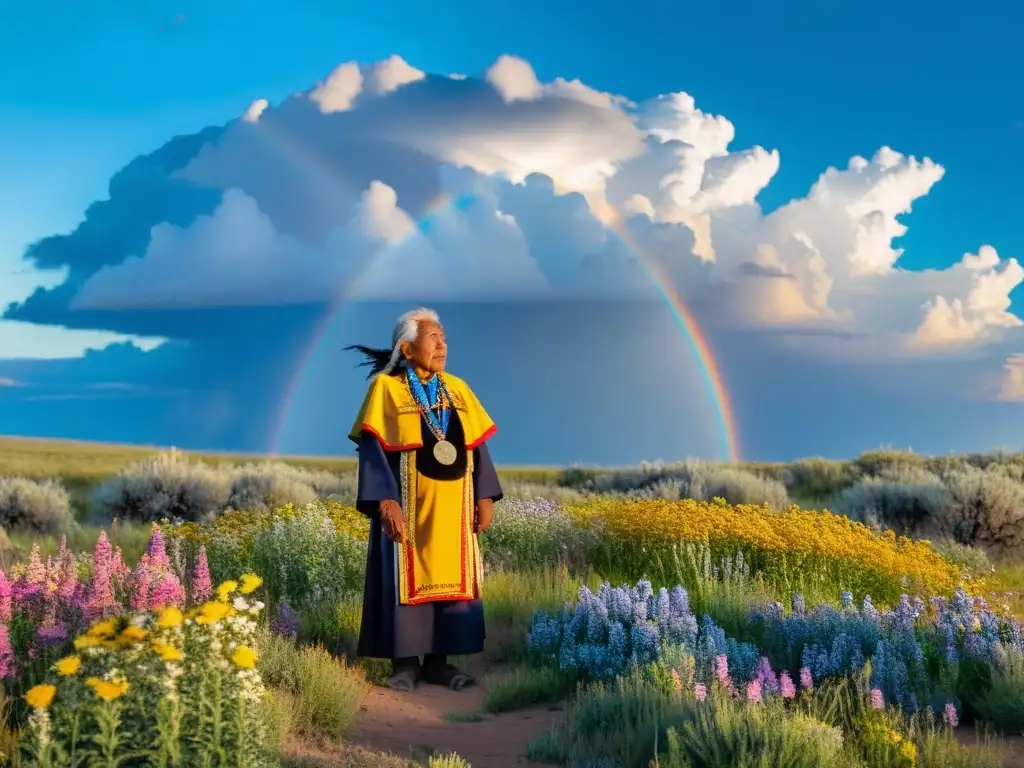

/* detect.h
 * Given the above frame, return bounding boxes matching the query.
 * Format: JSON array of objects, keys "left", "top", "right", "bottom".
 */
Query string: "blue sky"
[{"left": 0, "top": 0, "right": 1022, "bottom": 461}]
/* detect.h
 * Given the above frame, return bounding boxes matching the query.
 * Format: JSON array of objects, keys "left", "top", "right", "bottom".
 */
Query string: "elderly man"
[{"left": 346, "top": 308, "right": 502, "bottom": 692}]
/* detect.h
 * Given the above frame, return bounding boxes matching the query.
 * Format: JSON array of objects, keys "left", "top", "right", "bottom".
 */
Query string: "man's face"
[{"left": 403, "top": 319, "right": 447, "bottom": 375}]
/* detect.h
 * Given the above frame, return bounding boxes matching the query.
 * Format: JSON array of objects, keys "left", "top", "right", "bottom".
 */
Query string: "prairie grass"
[
  {"left": 259, "top": 632, "right": 368, "bottom": 741},
  {"left": 483, "top": 666, "right": 575, "bottom": 713}
]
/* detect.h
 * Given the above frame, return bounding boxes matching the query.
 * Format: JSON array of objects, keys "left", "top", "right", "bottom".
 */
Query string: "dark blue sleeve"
[
  {"left": 356, "top": 433, "right": 400, "bottom": 517},
  {"left": 472, "top": 441, "right": 503, "bottom": 503}
]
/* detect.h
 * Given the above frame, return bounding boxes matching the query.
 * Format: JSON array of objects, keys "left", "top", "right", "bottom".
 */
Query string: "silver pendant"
[{"left": 433, "top": 439, "right": 457, "bottom": 466}]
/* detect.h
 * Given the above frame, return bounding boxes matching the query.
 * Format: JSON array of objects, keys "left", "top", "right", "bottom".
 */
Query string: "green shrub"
[
  {"left": 831, "top": 473, "right": 949, "bottom": 534},
  {"left": 250, "top": 505, "right": 367, "bottom": 609},
  {"left": 584, "top": 461, "right": 790, "bottom": 508},
  {"left": 227, "top": 462, "right": 356, "bottom": 511},
  {"left": 0, "top": 477, "right": 73, "bottom": 535},
  {"left": 91, "top": 450, "right": 231, "bottom": 523},
  {"left": 482, "top": 498, "right": 595, "bottom": 572},
  {"left": 937, "top": 466, "right": 1024, "bottom": 554},
  {"left": 258, "top": 632, "right": 366, "bottom": 740},
  {"left": 972, "top": 647, "right": 1024, "bottom": 734},
  {"left": 787, "top": 457, "right": 860, "bottom": 501},
  {"left": 661, "top": 705, "right": 847, "bottom": 768}
]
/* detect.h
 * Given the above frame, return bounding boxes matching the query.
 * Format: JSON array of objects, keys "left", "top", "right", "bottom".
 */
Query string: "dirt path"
[{"left": 351, "top": 680, "right": 560, "bottom": 767}]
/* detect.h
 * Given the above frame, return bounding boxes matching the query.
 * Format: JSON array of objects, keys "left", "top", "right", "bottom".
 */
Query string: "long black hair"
[{"left": 344, "top": 345, "right": 398, "bottom": 379}]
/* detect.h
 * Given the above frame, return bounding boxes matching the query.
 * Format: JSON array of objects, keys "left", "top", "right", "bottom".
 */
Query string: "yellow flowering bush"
[
  {"left": 572, "top": 498, "right": 971, "bottom": 603},
  {"left": 21, "top": 574, "right": 276, "bottom": 767}
]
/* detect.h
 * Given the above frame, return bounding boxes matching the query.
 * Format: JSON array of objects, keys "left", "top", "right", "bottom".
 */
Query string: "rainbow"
[
  {"left": 263, "top": 173, "right": 741, "bottom": 462},
  {"left": 607, "top": 215, "right": 741, "bottom": 463}
]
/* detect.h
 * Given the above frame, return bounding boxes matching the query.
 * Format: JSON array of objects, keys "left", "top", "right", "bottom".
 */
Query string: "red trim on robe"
[
  {"left": 359, "top": 423, "right": 423, "bottom": 452},
  {"left": 465, "top": 424, "right": 498, "bottom": 451}
]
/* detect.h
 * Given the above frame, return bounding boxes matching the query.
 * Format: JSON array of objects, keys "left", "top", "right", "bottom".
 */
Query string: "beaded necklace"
[{"left": 405, "top": 367, "right": 452, "bottom": 441}]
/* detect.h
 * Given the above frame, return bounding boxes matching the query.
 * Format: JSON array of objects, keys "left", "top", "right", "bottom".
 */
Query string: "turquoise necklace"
[{"left": 406, "top": 367, "right": 456, "bottom": 465}]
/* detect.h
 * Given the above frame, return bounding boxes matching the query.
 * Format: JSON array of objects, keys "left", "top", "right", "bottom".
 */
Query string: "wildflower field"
[{"left": 2, "top": 437, "right": 1024, "bottom": 766}]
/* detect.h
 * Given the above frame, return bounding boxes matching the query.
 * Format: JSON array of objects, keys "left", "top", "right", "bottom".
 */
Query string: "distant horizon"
[{"left": 2, "top": 432, "right": 1021, "bottom": 470}]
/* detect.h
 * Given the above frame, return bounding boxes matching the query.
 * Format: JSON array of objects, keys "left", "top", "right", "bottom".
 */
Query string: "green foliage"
[
  {"left": 249, "top": 505, "right": 366, "bottom": 609},
  {"left": 426, "top": 754, "right": 471, "bottom": 768},
  {"left": 483, "top": 666, "right": 577, "bottom": 714},
  {"left": 258, "top": 633, "right": 366, "bottom": 741},
  {"left": 972, "top": 647, "right": 1024, "bottom": 735}
]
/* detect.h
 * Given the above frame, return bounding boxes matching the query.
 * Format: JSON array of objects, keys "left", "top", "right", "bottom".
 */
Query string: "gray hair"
[
  {"left": 382, "top": 307, "right": 441, "bottom": 375},
  {"left": 346, "top": 307, "right": 442, "bottom": 378}
]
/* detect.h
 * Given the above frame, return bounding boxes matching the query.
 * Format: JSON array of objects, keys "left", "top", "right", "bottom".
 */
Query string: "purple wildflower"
[
  {"left": 694, "top": 682, "right": 707, "bottom": 702},
  {"left": 272, "top": 601, "right": 300, "bottom": 639},
  {"left": 36, "top": 624, "right": 69, "bottom": 648}
]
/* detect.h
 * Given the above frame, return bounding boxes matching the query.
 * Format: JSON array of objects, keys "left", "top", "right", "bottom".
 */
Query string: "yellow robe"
[{"left": 349, "top": 372, "right": 496, "bottom": 605}]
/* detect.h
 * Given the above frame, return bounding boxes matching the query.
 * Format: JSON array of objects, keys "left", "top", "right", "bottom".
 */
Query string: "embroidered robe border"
[{"left": 395, "top": 449, "right": 481, "bottom": 605}]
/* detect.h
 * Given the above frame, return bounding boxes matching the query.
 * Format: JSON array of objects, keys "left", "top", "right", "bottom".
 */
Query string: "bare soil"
[{"left": 351, "top": 682, "right": 560, "bottom": 766}]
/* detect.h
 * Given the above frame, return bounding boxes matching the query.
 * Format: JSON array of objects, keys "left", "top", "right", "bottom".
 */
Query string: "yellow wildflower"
[
  {"left": 900, "top": 741, "right": 917, "bottom": 764},
  {"left": 156, "top": 607, "right": 184, "bottom": 629},
  {"left": 239, "top": 573, "right": 263, "bottom": 595},
  {"left": 889, "top": 730, "right": 902, "bottom": 744},
  {"left": 87, "top": 620, "right": 116, "bottom": 638},
  {"left": 216, "top": 580, "right": 239, "bottom": 602},
  {"left": 151, "top": 641, "right": 184, "bottom": 662},
  {"left": 120, "top": 626, "right": 147, "bottom": 642},
  {"left": 74, "top": 635, "right": 102, "bottom": 650},
  {"left": 54, "top": 655, "right": 82, "bottom": 676},
  {"left": 86, "top": 677, "right": 129, "bottom": 702},
  {"left": 24, "top": 684, "right": 57, "bottom": 710},
  {"left": 196, "top": 601, "right": 233, "bottom": 624},
  {"left": 231, "top": 645, "right": 258, "bottom": 669}
]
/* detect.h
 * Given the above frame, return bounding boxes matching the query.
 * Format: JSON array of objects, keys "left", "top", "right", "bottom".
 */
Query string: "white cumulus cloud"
[{"left": 66, "top": 52, "right": 1023, "bottom": 397}]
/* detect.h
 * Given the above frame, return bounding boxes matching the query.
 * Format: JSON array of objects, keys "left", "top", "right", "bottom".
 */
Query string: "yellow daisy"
[
  {"left": 24, "top": 684, "right": 57, "bottom": 710},
  {"left": 54, "top": 655, "right": 82, "bottom": 676},
  {"left": 231, "top": 646, "right": 258, "bottom": 669},
  {"left": 239, "top": 574, "right": 263, "bottom": 595}
]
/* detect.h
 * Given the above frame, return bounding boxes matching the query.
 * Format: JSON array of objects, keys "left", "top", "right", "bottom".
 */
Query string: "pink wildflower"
[
  {"left": 714, "top": 654, "right": 731, "bottom": 685},
  {"left": 779, "top": 671, "right": 796, "bottom": 699},
  {"left": 944, "top": 702, "right": 959, "bottom": 728},
  {"left": 0, "top": 571, "right": 12, "bottom": 623},
  {"left": 25, "top": 545, "right": 45, "bottom": 586},
  {"left": 111, "top": 546, "right": 131, "bottom": 584},
  {"left": 84, "top": 532, "right": 118, "bottom": 620},
  {"left": 146, "top": 525, "right": 170, "bottom": 569},
  {"left": 746, "top": 679, "right": 763, "bottom": 703},
  {"left": 131, "top": 555, "right": 152, "bottom": 611},
  {"left": 0, "top": 623, "right": 15, "bottom": 678},
  {"left": 56, "top": 540, "right": 78, "bottom": 603},
  {"left": 799, "top": 667, "right": 813, "bottom": 692},
  {"left": 870, "top": 688, "right": 884, "bottom": 710},
  {"left": 191, "top": 546, "right": 212, "bottom": 603},
  {"left": 694, "top": 682, "right": 707, "bottom": 702},
  {"left": 149, "top": 577, "right": 185, "bottom": 610}
]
